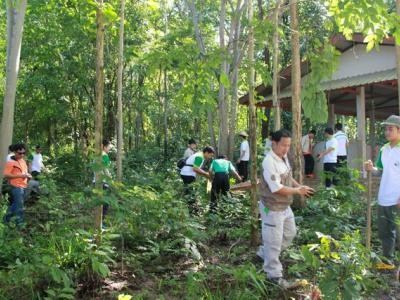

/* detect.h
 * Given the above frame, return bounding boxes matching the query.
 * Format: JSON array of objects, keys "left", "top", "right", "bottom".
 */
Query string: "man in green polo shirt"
[
  {"left": 208, "top": 155, "right": 242, "bottom": 212},
  {"left": 365, "top": 115, "right": 400, "bottom": 263}
]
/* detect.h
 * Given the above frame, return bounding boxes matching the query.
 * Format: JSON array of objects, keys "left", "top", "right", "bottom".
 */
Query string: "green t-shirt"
[
  {"left": 102, "top": 151, "right": 111, "bottom": 167},
  {"left": 210, "top": 159, "right": 234, "bottom": 174}
]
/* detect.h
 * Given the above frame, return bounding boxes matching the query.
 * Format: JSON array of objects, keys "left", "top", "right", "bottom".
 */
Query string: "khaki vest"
[{"left": 259, "top": 162, "right": 294, "bottom": 211}]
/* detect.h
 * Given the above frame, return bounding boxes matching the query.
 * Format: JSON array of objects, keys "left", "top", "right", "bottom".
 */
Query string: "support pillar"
[
  {"left": 356, "top": 86, "right": 367, "bottom": 178},
  {"left": 369, "top": 100, "right": 376, "bottom": 162},
  {"left": 328, "top": 103, "right": 335, "bottom": 128}
]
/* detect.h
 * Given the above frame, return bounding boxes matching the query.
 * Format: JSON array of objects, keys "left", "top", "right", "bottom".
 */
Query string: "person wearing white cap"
[
  {"left": 236, "top": 131, "right": 250, "bottom": 181},
  {"left": 365, "top": 115, "right": 400, "bottom": 263}
]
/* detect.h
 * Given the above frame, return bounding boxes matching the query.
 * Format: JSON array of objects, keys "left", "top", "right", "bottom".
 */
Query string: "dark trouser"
[
  {"left": 181, "top": 175, "right": 197, "bottom": 213},
  {"left": 210, "top": 173, "right": 230, "bottom": 212},
  {"left": 378, "top": 205, "right": 400, "bottom": 259},
  {"left": 102, "top": 183, "right": 110, "bottom": 218},
  {"left": 303, "top": 154, "right": 314, "bottom": 175},
  {"left": 3, "top": 186, "right": 25, "bottom": 226},
  {"left": 323, "top": 163, "right": 338, "bottom": 187},
  {"left": 337, "top": 155, "right": 347, "bottom": 167},
  {"left": 237, "top": 160, "right": 249, "bottom": 181}
]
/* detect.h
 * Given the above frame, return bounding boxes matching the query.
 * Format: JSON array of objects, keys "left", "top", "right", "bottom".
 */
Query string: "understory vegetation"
[{"left": 0, "top": 151, "right": 397, "bottom": 300}]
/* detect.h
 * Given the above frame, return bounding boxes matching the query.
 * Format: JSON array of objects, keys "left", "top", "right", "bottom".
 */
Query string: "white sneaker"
[{"left": 270, "top": 277, "right": 291, "bottom": 289}]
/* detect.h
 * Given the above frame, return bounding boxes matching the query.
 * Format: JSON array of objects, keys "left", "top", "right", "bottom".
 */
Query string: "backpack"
[{"left": 177, "top": 157, "right": 193, "bottom": 170}]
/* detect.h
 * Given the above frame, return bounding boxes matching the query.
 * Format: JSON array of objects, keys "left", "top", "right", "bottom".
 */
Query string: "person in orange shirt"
[{"left": 3, "top": 143, "right": 31, "bottom": 227}]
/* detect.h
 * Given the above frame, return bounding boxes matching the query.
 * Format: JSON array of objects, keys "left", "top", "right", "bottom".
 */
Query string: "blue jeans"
[{"left": 4, "top": 187, "right": 25, "bottom": 226}]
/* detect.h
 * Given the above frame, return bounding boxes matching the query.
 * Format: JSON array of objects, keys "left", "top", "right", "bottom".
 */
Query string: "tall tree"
[
  {"left": 272, "top": 0, "right": 283, "bottom": 130},
  {"left": 218, "top": 0, "right": 229, "bottom": 155},
  {"left": 0, "top": 0, "right": 28, "bottom": 191},
  {"left": 228, "top": 0, "right": 246, "bottom": 160},
  {"left": 290, "top": 0, "right": 303, "bottom": 186},
  {"left": 94, "top": 0, "right": 105, "bottom": 237},
  {"left": 116, "top": 0, "right": 125, "bottom": 181},
  {"left": 248, "top": 0, "right": 258, "bottom": 246}
]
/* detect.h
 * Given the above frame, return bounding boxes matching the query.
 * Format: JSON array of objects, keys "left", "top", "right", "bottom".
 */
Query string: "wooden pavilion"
[{"left": 240, "top": 33, "right": 399, "bottom": 176}]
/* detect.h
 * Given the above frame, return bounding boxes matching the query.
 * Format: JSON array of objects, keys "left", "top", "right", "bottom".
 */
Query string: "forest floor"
[{"left": 2, "top": 159, "right": 400, "bottom": 299}]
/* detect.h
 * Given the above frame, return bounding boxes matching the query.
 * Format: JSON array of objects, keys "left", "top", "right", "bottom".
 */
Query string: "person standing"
[
  {"left": 208, "top": 155, "right": 242, "bottom": 212},
  {"left": 236, "top": 131, "right": 250, "bottom": 181},
  {"left": 365, "top": 115, "right": 400, "bottom": 263},
  {"left": 301, "top": 129, "right": 316, "bottom": 178},
  {"left": 259, "top": 129, "right": 314, "bottom": 288},
  {"left": 6, "top": 144, "right": 15, "bottom": 162},
  {"left": 317, "top": 128, "right": 338, "bottom": 188},
  {"left": 28, "top": 145, "right": 45, "bottom": 175},
  {"left": 180, "top": 146, "right": 215, "bottom": 213},
  {"left": 334, "top": 123, "right": 349, "bottom": 167},
  {"left": 183, "top": 138, "right": 197, "bottom": 159},
  {"left": 101, "top": 139, "right": 112, "bottom": 221},
  {"left": 264, "top": 134, "right": 272, "bottom": 156},
  {"left": 3, "top": 143, "right": 31, "bottom": 228}
]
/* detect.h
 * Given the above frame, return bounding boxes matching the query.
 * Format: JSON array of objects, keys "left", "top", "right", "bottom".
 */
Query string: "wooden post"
[
  {"left": 356, "top": 86, "right": 367, "bottom": 178},
  {"left": 328, "top": 104, "right": 335, "bottom": 128},
  {"left": 366, "top": 171, "right": 373, "bottom": 247},
  {"left": 369, "top": 100, "right": 376, "bottom": 162}
]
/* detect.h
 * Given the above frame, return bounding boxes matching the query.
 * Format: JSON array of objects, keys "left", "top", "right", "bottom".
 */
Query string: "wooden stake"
[{"left": 366, "top": 170, "right": 372, "bottom": 249}]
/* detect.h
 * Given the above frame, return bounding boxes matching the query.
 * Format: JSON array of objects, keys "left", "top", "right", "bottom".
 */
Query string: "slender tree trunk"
[
  {"left": 290, "top": 0, "right": 303, "bottom": 189},
  {"left": 116, "top": 0, "right": 125, "bottom": 181},
  {"left": 187, "top": 0, "right": 218, "bottom": 148},
  {"left": 94, "top": 0, "right": 105, "bottom": 239},
  {"left": 228, "top": 0, "right": 245, "bottom": 160},
  {"left": 272, "top": 0, "right": 283, "bottom": 130},
  {"left": 248, "top": 0, "right": 259, "bottom": 247},
  {"left": 218, "top": 0, "right": 229, "bottom": 155},
  {"left": 163, "top": 68, "right": 168, "bottom": 161},
  {"left": 0, "top": 0, "right": 27, "bottom": 193},
  {"left": 396, "top": 0, "right": 400, "bottom": 113},
  {"left": 206, "top": 107, "right": 216, "bottom": 148}
]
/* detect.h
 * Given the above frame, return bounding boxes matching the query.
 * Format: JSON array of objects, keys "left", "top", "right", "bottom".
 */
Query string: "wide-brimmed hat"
[
  {"left": 382, "top": 115, "right": 400, "bottom": 128},
  {"left": 239, "top": 131, "right": 248, "bottom": 137}
]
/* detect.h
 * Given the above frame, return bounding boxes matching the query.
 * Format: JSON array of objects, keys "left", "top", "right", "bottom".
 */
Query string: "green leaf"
[{"left": 220, "top": 72, "right": 230, "bottom": 88}]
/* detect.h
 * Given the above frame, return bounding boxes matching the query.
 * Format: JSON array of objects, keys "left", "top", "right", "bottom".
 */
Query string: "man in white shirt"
[
  {"left": 334, "top": 123, "right": 349, "bottom": 167},
  {"left": 365, "top": 115, "right": 400, "bottom": 262},
  {"left": 259, "top": 129, "right": 314, "bottom": 288},
  {"left": 180, "top": 146, "right": 214, "bottom": 214},
  {"left": 301, "top": 129, "right": 316, "bottom": 178},
  {"left": 236, "top": 131, "right": 250, "bottom": 181},
  {"left": 6, "top": 144, "right": 15, "bottom": 161},
  {"left": 317, "top": 128, "right": 338, "bottom": 188},
  {"left": 183, "top": 138, "right": 197, "bottom": 159},
  {"left": 28, "top": 145, "right": 45, "bottom": 175},
  {"left": 264, "top": 134, "right": 272, "bottom": 156}
]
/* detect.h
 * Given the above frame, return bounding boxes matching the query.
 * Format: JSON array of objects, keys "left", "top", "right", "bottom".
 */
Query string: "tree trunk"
[
  {"left": 396, "top": 0, "right": 400, "bottom": 113},
  {"left": 218, "top": 0, "right": 229, "bottom": 156},
  {"left": 228, "top": 0, "right": 245, "bottom": 160},
  {"left": 163, "top": 68, "right": 168, "bottom": 161},
  {"left": 116, "top": 0, "right": 125, "bottom": 181},
  {"left": 290, "top": 0, "right": 303, "bottom": 189},
  {"left": 94, "top": 0, "right": 105, "bottom": 240},
  {"left": 272, "top": 0, "right": 283, "bottom": 131},
  {"left": 248, "top": 0, "right": 259, "bottom": 247},
  {"left": 0, "top": 0, "right": 27, "bottom": 194},
  {"left": 207, "top": 108, "right": 217, "bottom": 149}
]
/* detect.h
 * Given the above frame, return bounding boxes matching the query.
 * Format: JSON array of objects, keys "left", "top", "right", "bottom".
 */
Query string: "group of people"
[
  {"left": 300, "top": 123, "right": 349, "bottom": 187},
  {"left": 2, "top": 144, "right": 45, "bottom": 228},
  {"left": 179, "top": 132, "right": 250, "bottom": 213},
  {"left": 178, "top": 114, "right": 400, "bottom": 287}
]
